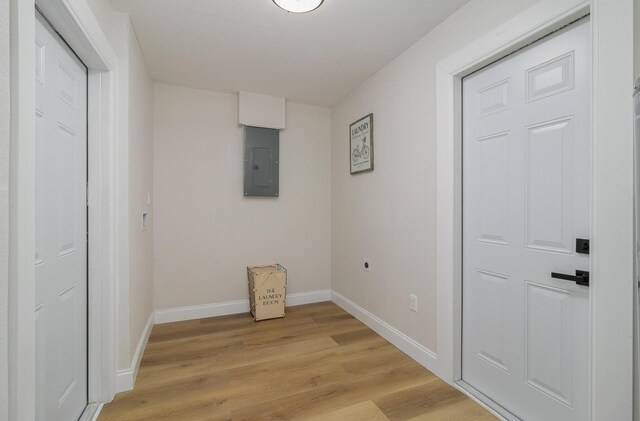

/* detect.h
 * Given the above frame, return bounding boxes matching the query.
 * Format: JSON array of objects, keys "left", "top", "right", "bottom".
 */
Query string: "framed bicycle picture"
[{"left": 350, "top": 113, "right": 374, "bottom": 174}]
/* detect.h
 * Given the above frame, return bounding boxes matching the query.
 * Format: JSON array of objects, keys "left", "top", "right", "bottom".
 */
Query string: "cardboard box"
[{"left": 247, "top": 264, "right": 287, "bottom": 321}]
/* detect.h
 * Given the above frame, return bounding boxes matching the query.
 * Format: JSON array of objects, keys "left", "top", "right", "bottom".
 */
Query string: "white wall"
[
  {"left": 153, "top": 84, "right": 331, "bottom": 311},
  {"left": 0, "top": 0, "right": 10, "bottom": 417},
  {"left": 331, "top": 0, "right": 537, "bottom": 352},
  {"left": 127, "top": 23, "right": 154, "bottom": 363}
]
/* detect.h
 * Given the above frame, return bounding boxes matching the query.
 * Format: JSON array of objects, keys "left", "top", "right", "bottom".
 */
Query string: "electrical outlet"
[
  {"left": 363, "top": 258, "right": 371, "bottom": 272},
  {"left": 410, "top": 294, "right": 418, "bottom": 312}
]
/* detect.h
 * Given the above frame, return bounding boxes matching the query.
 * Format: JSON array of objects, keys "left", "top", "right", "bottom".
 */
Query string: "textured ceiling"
[{"left": 111, "top": 0, "right": 470, "bottom": 106}]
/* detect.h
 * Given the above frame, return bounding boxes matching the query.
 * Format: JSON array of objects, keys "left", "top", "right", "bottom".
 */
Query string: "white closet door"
[
  {"left": 462, "top": 18, "right": 590, "bottom": 421},
  {"left": 35, "top": 12, "right": 88, "bottom": 421}
]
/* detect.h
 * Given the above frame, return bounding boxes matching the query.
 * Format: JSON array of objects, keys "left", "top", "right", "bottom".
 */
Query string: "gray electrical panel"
[{"left": 244, "top": 126, "right": 279, "bottom": 197}]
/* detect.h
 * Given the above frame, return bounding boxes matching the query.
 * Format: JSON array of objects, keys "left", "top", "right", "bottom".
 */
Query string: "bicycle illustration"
[{"left": 352, "top": 136, "right": 370, "bottom": 163}]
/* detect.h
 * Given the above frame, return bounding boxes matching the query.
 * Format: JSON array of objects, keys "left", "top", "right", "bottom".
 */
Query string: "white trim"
[
  {"left": 154, "top": 290, "right": 332, "bottom": 325},
  {"left": 589, "top": 0, "right": 635, "bottom": 418},
  {"left": 89, "top": 404, "right": 104, "bottom": 421},
  {"left": 78, "top": 403, "right": 102, "bottom": 421},
  {"left": 86, "top": 67, "right": 118, "bottom": 404},
  {"left": 10, "top": 0, "right": 120, "bottom": 417},
  {"left": 115, "top": 373, "right": 133, "bottom": 395},
  {"left": 155, "top": 300, "right": 249, "bottom": 325},
  {"left": 9, "top": 0, "right": 37, "bottom": 418},
  {"left": 435, "top": 0, "right": 634, "bottom": 419},
  {"left": 116, "top": 312, "right": 154, "bottom": 392},
  {"left": 453, "top": 382, "right": 511, "bottom": 421},
  {"left": 35, "top": 0, "right": 116, "bottom": 70},
  {"left": 330, "top": 290, "right": 439, "bottom": 376},
  {"left": 286, "top": 289, "right": 331, "bottom": 306}
]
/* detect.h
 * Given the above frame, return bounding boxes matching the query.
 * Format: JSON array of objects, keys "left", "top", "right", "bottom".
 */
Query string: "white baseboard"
[
  {"left": 116, "top": 312, "right": 154, "bottom": 392},
  {"left": 285, "top": 289, "right": 331, "bottom": 306},
  {"left": 330, "top": 290, "right": 440, "bottom": 375},
  {"left": 89, "top": 403, "right": 103, "bottom": 421},
  {"left": 154, "top": 289, "right": 332, "bottom": 325},
  {"left": 154, "top": 299, "right": 249, "bottom": 325}
]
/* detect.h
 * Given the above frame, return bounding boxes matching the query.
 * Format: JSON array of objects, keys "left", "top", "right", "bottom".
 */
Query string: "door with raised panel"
[
  {"left": 462, "top": 18, "right": 590, "bottom": 420},
  {"left": 35, "top": 12, "right": 88, "bottom": 421}
]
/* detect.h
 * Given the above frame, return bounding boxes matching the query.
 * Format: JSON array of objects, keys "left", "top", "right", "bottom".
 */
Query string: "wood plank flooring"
[{"left": 99, "top": 302, "right": 495, "bottom": 420}]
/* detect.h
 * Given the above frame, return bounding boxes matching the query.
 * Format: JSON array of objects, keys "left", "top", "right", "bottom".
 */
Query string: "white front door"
[
  {"left": 35, "top": 12, "right": 88, "bottom": 421},
  {"left": 462, "top": 18, "right": 590, "bottom": 421}
]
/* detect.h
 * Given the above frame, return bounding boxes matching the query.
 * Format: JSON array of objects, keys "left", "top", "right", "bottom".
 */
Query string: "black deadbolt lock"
[{"left": 576, "top": 238, "right": 590, "bottom": 255}]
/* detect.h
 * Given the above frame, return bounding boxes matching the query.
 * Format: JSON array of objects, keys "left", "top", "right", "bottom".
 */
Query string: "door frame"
[
  {"left": 9, "top": 0, "right": 119, "bottom": 418},
  {"left": 435, "top": 0, "right": 634, "bottom": 419}
]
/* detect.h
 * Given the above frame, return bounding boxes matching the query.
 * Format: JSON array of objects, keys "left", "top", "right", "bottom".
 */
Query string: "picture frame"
[{"left": 350, "top": 113, "right": 374, "bottom": 174}]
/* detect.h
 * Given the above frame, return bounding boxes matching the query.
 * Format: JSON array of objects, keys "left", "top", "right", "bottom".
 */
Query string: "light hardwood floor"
[{"left": 99, "top": 302, "right": 496, "bottom": 420}]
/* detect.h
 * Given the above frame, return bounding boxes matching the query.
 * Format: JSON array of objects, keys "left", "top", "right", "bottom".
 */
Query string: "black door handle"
[{"left": 551, "top": 270, "right": 590, "bottom": 287}]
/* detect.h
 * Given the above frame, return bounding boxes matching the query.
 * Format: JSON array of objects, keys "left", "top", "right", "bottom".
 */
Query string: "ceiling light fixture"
[{"left": 272, "top": 0, "right": 324, "bottom": 13}]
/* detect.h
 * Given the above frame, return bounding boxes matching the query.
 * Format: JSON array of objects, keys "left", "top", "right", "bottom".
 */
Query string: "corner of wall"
[{"left": 126, "top": 12, "right": 155, "bottom": 373}]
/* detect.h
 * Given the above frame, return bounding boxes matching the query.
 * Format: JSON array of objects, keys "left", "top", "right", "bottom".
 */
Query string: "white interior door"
[
  {"left": 462, "top": 18, "right": 590, "bottom": 421},
  {"left": 35, "top": 12, "right": 88, "bottom": 421}
]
